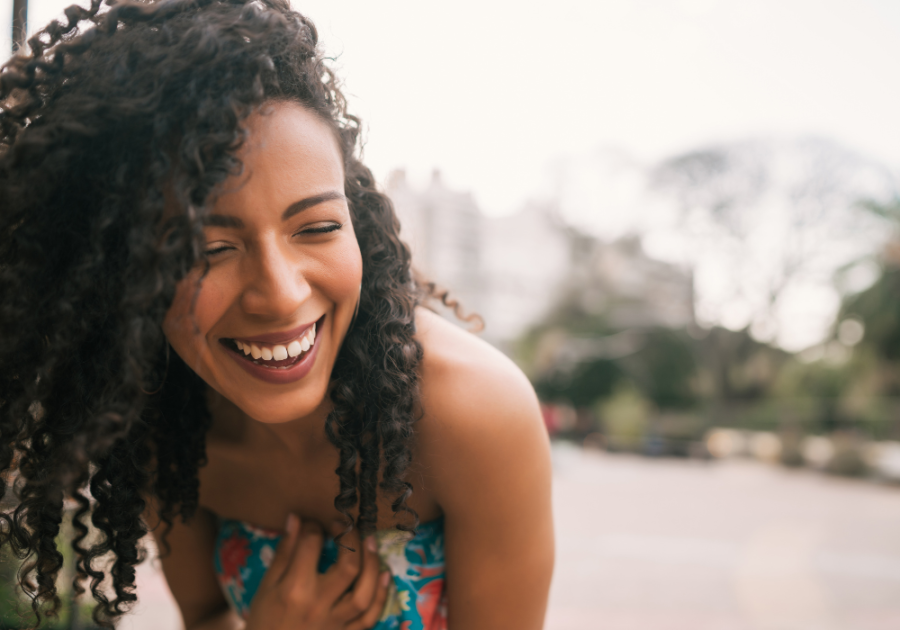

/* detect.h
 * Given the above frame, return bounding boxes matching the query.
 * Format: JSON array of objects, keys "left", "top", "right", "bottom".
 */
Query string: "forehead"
[{"left": 214, "top": 101, "right": 345, "bottom": 213}]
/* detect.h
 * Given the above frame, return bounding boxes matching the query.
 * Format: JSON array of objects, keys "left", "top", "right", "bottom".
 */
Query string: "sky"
[
  {"left": 4, "top": 0, "right": 899, "bottom": 215},
  {"left": 3, "top": 0, "right": 900, "bottom": 349},
  {"left": 297, "top": 0, "right": 900, "bottom": 217}
]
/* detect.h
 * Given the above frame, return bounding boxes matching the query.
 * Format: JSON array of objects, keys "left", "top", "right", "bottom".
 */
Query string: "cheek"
[
  {"left": 319, "top": 236, "right": 363, "bottom": 297},
  {"left": 163, "top": 273, "right": 230, "bottom": 359},
  {"left": 342, "top": 245, "right": 364, "bottom": 290}
]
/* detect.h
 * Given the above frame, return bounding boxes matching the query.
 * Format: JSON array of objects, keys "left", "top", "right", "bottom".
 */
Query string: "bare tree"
[{"left": 648, "top": 137, "right": 896, "bottom": 350}]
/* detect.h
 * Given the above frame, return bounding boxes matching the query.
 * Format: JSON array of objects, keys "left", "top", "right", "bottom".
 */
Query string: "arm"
[
  {"left": 418, "top": 344, "right": 555, "bottom": 629},
  {"left": 143, "top": 502, "right": 242, "bottom": 630}
]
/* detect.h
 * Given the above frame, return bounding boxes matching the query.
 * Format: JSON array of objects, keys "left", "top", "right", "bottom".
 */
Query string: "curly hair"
[{"left": 0, "top": 0, "right": 427, "bottom": 626}]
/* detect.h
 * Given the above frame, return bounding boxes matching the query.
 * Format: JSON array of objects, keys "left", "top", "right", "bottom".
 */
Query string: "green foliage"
[
  {"left": 529, "top": 326, "right": 703, "bottom": 412},
  {"left": 533, "top": 358, "right": 621, "bottom": 409},
  {"left": 623, "top": 329, "right": 699, "bottom": 409},
  {"left": 596, "top": 383, "right": 652, "bottom": 451},
  {"left": 518, "top": 197, "right": 900, "bottom": 449},
  {"left": 842, "top": 268, "right": 900, "bottom": 363}
]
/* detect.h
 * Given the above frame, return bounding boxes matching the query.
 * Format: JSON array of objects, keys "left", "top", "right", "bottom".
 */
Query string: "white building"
[
  {"left": 387, "top": 169, "right": 571, "bottom": 348},
  {"left": 386, "top": 170, "right": 694, "bottom": 350}
]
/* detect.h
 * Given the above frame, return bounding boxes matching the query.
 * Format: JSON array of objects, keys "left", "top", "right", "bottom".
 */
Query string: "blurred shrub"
[
  {"left": 596, "top": 383, "right": 651, "bottom": 451},
  {"left": 534, "top": 358, "right": 621, "bottom": 409}
]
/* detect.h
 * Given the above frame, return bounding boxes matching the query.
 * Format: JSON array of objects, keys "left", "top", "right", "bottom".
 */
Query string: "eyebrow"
[
  {"left": 282, "top": 191, "right": 346, "bottom": 221},
  {"left": 201, "top": 191, "right": 346, "bottom": 228}
]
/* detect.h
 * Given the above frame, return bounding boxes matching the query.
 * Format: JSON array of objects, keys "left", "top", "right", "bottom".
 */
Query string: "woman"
[{"left": 0, "top": 1, "right": 554, "bottom": 629}]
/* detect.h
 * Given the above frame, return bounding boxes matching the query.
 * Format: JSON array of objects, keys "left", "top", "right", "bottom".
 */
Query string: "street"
[{"left": 122, "top": 443, "right": 900, "bottom": 630}]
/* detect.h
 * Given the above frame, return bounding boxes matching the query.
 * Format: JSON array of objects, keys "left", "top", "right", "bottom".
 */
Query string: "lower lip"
[{"left": 225, "top": 322, "right": 323, "bottom": 385}]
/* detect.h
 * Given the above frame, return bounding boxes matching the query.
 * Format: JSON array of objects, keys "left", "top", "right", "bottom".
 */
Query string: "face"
[{"left": 163, "top": 101, "right": 363, "bottom": 424}]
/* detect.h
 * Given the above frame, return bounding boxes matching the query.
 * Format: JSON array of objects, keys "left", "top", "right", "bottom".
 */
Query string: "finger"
[
  {"left": 331, "top": 533, "right": 381, "bottom": 621},
  {"left": 258, "top": 513, "right": 300, "bottom": 588},
  {"left": 319, "top": 524, "right": 363, "bottom": 605},
  {"left": 346, "top": 571, "right": 392, "bottom": 630},
  {"left": 284, "top": 520, "right": 325, "bottom": 593}
]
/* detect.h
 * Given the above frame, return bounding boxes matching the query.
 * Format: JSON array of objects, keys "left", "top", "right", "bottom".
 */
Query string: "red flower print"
[
  {"left": 415, "top": 578, "right": 445, "bottom": 627},
  {"left": 219, "top": 532, "right": 252, "bottom": 585}
]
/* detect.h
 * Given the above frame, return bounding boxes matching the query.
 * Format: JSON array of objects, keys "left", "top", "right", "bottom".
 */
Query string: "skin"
[{"left": 150, "top": 101, "right": 554, "bottom": 630}]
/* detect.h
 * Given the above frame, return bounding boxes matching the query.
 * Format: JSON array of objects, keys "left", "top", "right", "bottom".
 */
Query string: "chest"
[{"left": 198, "top": 438, "right": 440, "bottom": 530}]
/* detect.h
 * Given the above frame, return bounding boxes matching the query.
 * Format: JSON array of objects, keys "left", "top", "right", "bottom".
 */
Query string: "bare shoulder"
[
  {"left": 414, "top": 306, "right": 542, "bottom": 435},
  {"left": 412, "top": 307, "right": 549, "bottom": 504},
  {"left": 411, "top": 309, "right": 554, "bottom": 628}
]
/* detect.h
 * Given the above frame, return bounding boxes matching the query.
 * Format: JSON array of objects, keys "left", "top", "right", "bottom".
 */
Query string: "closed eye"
[
  {"left": 298, "top": 222, "right": 343, "bottom": 235},
  {"left": 203, "top": 245, "right": 234, "bottom": 257}
]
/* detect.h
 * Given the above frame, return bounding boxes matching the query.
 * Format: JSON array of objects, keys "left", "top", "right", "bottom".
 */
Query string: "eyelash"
[
  {"left": 298, "top": 222, "right": 343, "bottom": 235},
  {"left": 203, "top": 223, "right": 342, "bottom": 257},
  {"left": 203, "top": 246, "right": 231, "bottom": 257}
]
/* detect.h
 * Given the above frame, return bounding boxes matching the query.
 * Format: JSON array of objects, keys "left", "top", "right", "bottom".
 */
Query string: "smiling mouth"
[{"left": 221, "top": 316, "right": 323, "bottom": 370}]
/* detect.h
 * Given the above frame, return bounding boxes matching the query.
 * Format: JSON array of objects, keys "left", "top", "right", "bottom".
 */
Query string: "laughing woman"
[{"left": 0, "top": 0, "right": 553, "bottom": 629}]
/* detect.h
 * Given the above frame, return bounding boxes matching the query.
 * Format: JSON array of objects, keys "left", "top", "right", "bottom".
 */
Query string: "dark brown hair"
[{"left": 0, "top": 0, "right": 424, "bottom": 626}]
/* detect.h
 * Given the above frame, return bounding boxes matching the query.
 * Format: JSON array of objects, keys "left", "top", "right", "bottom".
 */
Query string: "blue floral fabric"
[{"left": 213, "top": 516, "right": 447, "bottom": 630}]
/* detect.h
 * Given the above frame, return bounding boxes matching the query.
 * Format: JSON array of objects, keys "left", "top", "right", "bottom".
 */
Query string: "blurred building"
[
  {"left": 388, "top": 169, "right": 571, "bottom": 348},
  {"left": 387, "top": 169, "right": 483, "bottom": 314},
  {"left": 570, "top": 235, "right": 694, "bottom": 330},
  {"left": 387, "top": 170, "right": 694, "bottom": 349}
]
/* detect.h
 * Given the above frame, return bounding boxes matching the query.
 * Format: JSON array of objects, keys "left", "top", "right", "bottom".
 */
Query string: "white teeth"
[{"left": 238, "top": 322, "right": 319, "bottom": 364}]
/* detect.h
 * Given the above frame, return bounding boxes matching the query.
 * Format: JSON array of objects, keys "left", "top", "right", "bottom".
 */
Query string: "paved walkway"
[
  {"left": 547, "top": 444, "right": 900, "bottom": 630},
  {"left": 122, "top": 444, "right": 900, "bottom": 630}
]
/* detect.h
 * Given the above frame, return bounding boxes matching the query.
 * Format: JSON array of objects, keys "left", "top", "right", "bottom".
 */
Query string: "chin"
[{"left": 236, "top": 387, "right": 329, "bottom": 425}]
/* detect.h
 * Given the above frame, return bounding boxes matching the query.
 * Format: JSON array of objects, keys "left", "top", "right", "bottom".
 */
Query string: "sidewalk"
[{"left": 546, "top": 443, "right": 900, "bottom": 630}]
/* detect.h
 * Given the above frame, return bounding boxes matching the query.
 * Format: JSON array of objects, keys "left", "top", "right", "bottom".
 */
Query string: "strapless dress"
[{"left": 213, "top": 516, "right": 447, "bottom": 630}]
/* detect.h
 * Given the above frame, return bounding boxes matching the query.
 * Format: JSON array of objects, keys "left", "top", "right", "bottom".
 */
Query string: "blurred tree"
[
  {"left": 533, "top": 357, "right": 621, "bottom": 409},
  {"left": 840, "top": 198, "right": 900, "bottom": 364},
  {"left": 619, "top": 328, "right": 698, "bottom": 409},
  {"left": 841, "top": 267, "right": 900, "bottom": 363},
  {"left": 648, "top": 138, "right": 894, "bottom": 349}
]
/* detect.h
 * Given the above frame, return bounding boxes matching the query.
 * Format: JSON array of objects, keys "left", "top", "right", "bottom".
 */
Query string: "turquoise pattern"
[{"left": 213, "top": 516, "right": 448, "bottom": 630}]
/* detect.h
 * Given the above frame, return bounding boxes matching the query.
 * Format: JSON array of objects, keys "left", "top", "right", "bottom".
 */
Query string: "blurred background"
[{"left": 3, "top": 0, "right": 900, "bottom": 628}]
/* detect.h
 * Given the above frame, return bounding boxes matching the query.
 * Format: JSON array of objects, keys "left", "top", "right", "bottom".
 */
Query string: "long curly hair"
[{"left": 0, "top": 0, "right": 426, "bottom": 626}]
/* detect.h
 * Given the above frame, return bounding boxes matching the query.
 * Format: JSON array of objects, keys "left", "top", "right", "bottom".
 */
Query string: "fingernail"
[
  {"left": 285, "top": 514, "right": 298, "bottom": 535},
  {"left": 366, "top": 536, "right": 377, "bottom": 553},
  {"left": 380, "top": 571, "right": 391, "bottom": 587}
]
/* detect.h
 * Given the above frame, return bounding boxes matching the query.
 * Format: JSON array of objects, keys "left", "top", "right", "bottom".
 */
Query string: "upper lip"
[{"left": 226, "top": 320, "right": 319, "bottom": 346}]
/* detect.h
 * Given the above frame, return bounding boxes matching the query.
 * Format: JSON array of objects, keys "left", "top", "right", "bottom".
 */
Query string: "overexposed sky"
[
  {"left": 4, "top": 0, "right": 900, "bottom": 216},
  {"left": 299, "top": 0, "right": 900, "bottom": 215}
]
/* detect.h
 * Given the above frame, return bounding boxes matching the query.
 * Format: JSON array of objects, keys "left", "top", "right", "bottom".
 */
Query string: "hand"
[{"left": 245, "top": 515, "right": 391, "bottom": 630}]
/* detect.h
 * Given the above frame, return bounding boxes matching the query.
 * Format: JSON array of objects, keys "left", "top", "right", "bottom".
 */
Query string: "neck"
[{"left": 206, "top": 387, "right": 334, "bottom": 458}]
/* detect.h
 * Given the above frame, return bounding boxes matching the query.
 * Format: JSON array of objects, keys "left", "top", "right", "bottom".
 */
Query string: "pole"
[{"left": 12, "top": 0, "right": 27, "bottom": 53}]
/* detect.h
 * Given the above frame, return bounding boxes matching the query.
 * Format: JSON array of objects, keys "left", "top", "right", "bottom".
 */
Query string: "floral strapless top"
[{"left": 213, "top": 516, "right": 448, "bottom": 630}]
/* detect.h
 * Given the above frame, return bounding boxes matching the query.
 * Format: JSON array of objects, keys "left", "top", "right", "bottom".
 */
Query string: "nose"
[{"left": 239, "top": 240, "right": 311, "bottom": 320}]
